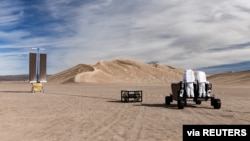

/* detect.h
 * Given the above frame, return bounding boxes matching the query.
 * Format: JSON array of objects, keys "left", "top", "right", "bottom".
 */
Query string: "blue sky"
[{"left": 0, "top": 0, "right": 250, "bottom": 75}]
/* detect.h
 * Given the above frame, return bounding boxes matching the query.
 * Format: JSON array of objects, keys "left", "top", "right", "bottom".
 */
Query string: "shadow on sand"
[
  {"left": 0, "top": 90, "right": 32, "bottom": 93},
  {"left": 46, "top": 92, "right": 118, "bottom": 101},
  {"left": 134, "top": 103, "right": 213, "bottom": 110},
  {"left": 0, "top": 90, "right": 120, "bottom": 101}
]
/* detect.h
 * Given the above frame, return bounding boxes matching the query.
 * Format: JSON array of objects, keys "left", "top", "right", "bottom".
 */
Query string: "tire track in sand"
[
  {"left": 81, "top": 102, "right": 129, "bottom": 140},
  {"left": 82, "top": 102, "right": 145, "bottom": 141}
]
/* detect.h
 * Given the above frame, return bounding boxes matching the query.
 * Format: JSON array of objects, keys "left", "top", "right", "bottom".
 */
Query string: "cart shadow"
[
  {"left": 107, "top": 100, "right": 124, "bottom": 103},
  {"left": 166, "top": 104, "right": 214, "bottom": 109},
  {"left": 46, "top": 92, "right": 118, "bottom": 101},
  {"left": 107, "top": 100, "right": 142, "bottom": 103},
  {"left": 0, "top": 90, "right": 33, "bottom": 93},
  {"left": 134, "top": 103, "right": 169, "bottom": 109}
]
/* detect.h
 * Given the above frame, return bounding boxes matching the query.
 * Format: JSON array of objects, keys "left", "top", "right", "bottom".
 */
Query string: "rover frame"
[{"left": 165, "top": 81, "right": 221, "bottom": 109}]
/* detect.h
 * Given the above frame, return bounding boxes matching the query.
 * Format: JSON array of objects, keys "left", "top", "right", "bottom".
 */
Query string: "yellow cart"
[{"left": 31, "top": 83, "right": 44, "bottom": 93}]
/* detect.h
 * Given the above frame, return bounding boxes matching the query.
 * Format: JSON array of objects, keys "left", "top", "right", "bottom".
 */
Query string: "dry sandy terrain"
[{"left": 0, "top": 59, "right": 250, "bottom": 141}]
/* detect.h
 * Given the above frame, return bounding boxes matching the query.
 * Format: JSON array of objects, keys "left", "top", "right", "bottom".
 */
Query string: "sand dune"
[
  {"left": 48, "top": 64, "right": 95, "bottom": 83},
  {"left": 207, "top": 70, "right": 250, "bottom": 85},
  {"left": 48, "top": 59, "right": 184, "bottom": 84}
]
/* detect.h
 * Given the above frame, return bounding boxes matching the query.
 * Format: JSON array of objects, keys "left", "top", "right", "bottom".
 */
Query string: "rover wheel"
[
  {"left": 184, "top": 99, "right": 187, "bottom": 106},
  {"left": 165, "top": 96, "right": 171, "bottom": 105},
  {"left": 196, "top": 100, "right": 202, "bottom": 105},
  {"left": 178, "top": 99, "right": 185, "bottom": 109},
  {"left": 213, "top": 99, "right": 221, "bottom": 109},
  {"left": 210, "top": 97, "right": 215, "bottom": 106},
  {"left": 170, "top": 95, "right": 173, "bottom": 102}
]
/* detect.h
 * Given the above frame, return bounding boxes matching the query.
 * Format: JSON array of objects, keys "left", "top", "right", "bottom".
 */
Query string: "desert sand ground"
[{"left": 0, "top": 81, "right": 249, "bottom": 141}]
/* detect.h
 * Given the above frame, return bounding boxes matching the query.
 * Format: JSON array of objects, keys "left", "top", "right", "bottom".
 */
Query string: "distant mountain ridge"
[
  {"left": 0, "top": 75, "right": 51, "bottom": 81},
  {"left": 0, "top": 75, "right": 29, "bottom": 81},
  {"left": 197, "top": 61, "right": 250, "bottom": 75}
]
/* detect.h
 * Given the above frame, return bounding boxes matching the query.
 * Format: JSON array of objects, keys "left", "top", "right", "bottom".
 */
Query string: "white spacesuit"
[
  {"left": 183, "top": 69, "right": 195, "bottom": 97},
  {"left": 196, "top": 71, "right": 208, "bottom": 97}
]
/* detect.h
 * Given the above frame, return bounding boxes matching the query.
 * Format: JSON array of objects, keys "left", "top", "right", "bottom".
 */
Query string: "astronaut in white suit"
[
  {"left": 196, "top": 71, "right": 209, "bottom": 97},
  {"left": 183, "top": 69, "right": 195, "bottom": 97}
]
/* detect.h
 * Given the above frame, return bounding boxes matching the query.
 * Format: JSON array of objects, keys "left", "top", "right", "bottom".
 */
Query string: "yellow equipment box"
[{"left": 31, "top": 83, "right": 44, "bottom": 93}]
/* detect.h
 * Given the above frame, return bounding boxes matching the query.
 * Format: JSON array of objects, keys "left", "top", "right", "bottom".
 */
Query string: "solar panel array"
[{"left": 29, "top": 53, "right": 47, "bottom": 83}]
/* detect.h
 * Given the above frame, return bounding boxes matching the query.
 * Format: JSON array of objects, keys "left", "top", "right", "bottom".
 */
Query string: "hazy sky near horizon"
[{"left": 1, "top": 0, "right": 250, "bottom": 75}]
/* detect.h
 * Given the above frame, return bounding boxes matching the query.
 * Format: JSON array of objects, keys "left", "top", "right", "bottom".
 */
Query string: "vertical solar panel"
[
  {"left": 29, "top": 53, "right": 37, "bottom": 82},
  {"left": 39, "top": 53, "right": 47, "bottom": 82}
]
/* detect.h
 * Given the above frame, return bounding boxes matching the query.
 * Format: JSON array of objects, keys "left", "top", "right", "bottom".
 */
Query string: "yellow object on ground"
[{"left": 31, "top": 83, "right": 44, "bottom": 93}]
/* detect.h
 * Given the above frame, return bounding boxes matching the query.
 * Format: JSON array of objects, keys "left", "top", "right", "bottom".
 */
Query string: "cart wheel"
[
  {"left": 125, "top": 97, "right": 129, "bottom": 102},
  {"left": 213, "top": 99, "right": 221, "bottom": 109},
  {"left": 121, "top": 91, "right": 128, "bottom": 102},
  {"left": 135, "top": 94, "right": 140, "bottom": 102},
  {"left": 178, "top": 99, "right": 185, "bottom": 109},
  {"left": 165, "top": 96, "right": 171, "bottom": 105}
]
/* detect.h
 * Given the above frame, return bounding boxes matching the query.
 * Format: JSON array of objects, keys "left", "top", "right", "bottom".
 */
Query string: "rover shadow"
[
  {"left": 135, "top": 102, "right": 213, "bottom": 110},
  {"left": 165, "top": 103, "right": 214, "bottom": 109}
]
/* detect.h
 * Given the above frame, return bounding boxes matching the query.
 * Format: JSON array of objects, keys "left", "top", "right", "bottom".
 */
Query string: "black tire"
[
  {"left": 213, "top": 99, "right": 221, "bottom": 109},
  {"left": 178, "top": 99, "right": 185, "bottom": 109},
  {"left": 165, "top": 96, "right": 171, "bottom": 105},
  {"left": 196, "top": 100, "right": 202, "bottom": 105},
  {"left": 210, "top": 97, "right": 215, "bottom": 106},
  {"left": 170, "top": 95, "right": 173, "bottom": 102}
]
